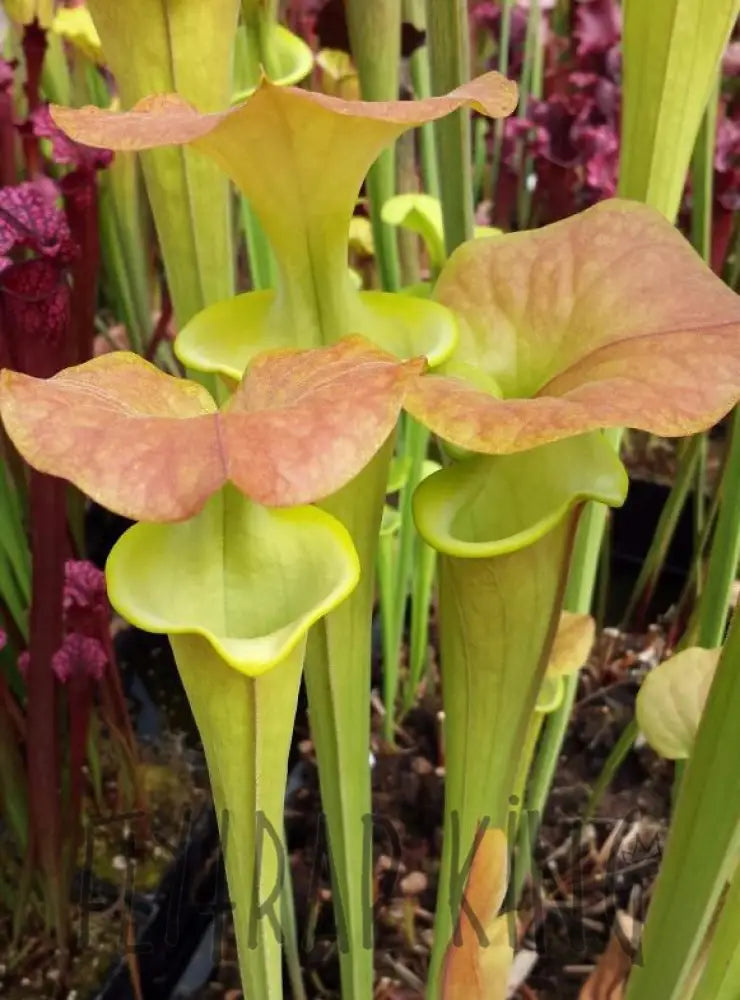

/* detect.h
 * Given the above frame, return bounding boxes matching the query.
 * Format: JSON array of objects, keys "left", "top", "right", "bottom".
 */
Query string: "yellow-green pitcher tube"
[
  {"left": 412, "top": 436, "right": 628, "bottom": 997},
  {"left": 427, "top": 513, "right": 576, "bottom": 995},
  {"left": 172, "top": 634, "right": 304, "bottom": 1000}
]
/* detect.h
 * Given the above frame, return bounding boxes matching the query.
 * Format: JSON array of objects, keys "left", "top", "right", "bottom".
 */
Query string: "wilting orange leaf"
[
  {"left": 0, "top": 338, "right": 423, "bottom": 520},
  {"left": 52, "top": 74, "right": 516, "bottom": 280},
  {"left": 548, "top": 612, "right": 595, "bottom": 678},
  {"left": 579, "top": 912, "right": 640, "bottom": 1000},
  {"left": 405, "top": 200, "right": 740, "bottom": 454},
  {"left": 441, "top": 827, "right": 513, "bottom": 1000}
]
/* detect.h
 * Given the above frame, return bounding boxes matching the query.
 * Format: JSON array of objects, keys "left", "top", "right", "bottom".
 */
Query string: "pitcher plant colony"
[{"left": 0, "top": 2, "right": 739, "bottom": 1000}]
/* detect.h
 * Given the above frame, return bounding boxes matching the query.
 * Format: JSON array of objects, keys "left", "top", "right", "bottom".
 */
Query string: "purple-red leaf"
[
  {"left": 52, "top": 632, "right": 107, "bottom": 684},
  {"left": 0, "top": 178, "right": 76, "bottom": 263},
  {"left": 0, "top": 259, "right": 71, "bottom": 376}
]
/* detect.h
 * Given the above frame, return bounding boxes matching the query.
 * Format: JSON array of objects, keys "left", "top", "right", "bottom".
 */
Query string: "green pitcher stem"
[
  {"left": 304, "top": 438, "right": 395, "bottom": 1000},
  {"left": 427, "top": 511, "right": 579, "bottom": 997},
  {"left": 172, "top": 634, "right": 304, "bottom": 1000},
  {"left": 512, "top": 710, "right": 546, "bottom": 815},
  {"left": 269, "top": 231, "right": 360, "bottom": 348}
]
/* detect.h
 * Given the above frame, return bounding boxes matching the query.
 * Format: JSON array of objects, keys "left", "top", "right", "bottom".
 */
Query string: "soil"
[{"left": 0, "top": 733, "right": 209, "bottom": 1000}]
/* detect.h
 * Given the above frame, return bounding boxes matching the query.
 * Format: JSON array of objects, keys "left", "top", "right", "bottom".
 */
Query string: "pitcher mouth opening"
[
  {"left": 413, "top": 433, "right": 628, "bottom": 559},
  {"left": 105, "top": 488, "right": 359, "bottom": 676}
]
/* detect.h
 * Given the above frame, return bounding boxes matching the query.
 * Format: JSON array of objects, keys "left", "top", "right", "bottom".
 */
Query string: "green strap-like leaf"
[
  {"left": 619, "top": 0, "right": 738, "bottom": 221},
  {"left": 625, "top": 612, "right": 740, "bottom": 1000}
]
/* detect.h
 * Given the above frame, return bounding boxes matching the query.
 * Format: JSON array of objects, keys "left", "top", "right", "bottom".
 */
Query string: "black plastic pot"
[
  {"left": 608, "top": 478, "right": 694, "bottom": 622},
  {"left": 95, "top": 806, "right": 223, "bottom": 1000}
]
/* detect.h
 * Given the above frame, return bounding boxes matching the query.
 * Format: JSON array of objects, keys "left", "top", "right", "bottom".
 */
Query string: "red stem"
[
  {"left": 27, "top": 469, "right": 67, "bottom": 947},
  {"left": 61, "top": 171, "right": 100, "bottom": 366},
  {"left": 144, "top": 284, "right": 173, "bottom": 362},
  {"left": 0, "top": 88, "right": 16, "bottom": 187},
  {"left": 20, "top": 21, "right": 46, "bottom": 177}
]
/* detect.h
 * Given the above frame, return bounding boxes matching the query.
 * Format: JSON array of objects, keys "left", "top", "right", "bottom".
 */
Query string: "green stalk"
[
  {"left": 673, "top": 485, "right": 722, "bottom": 645},
  {"left": 694, "top": 433, "right": 708, "bottom": 559},
  {"left": 622, "top": 434, "right": 702, "bottom": 628},
  {"left": 98, "top": 151, "right": 152, "bottom": 356},
  {"left": 563, "top": 431, "right": 623, "bottom": 614},
  {"left": 304, "top": 441, "right": 394, "bottom": 1000},
  {"left": 402, "top": 530, "right": 437, "bottom": 714},
  {"left": 346, "top": 0, "right": 402, "bottom": 291},
  {"left": 0, "top": 460, "right": 30, "bottom": 605},
  {"left": 385, "top": 418, "right": 429, "bottom": 739},
  {"left": 40, "top": 32, "right": 71, "bottom": 108},
  {"left": 426, "top": 0, "right": 474, "bottom": 256},
  {"left": 395, "top": 132, "right": 424, "bottom": 287},
  {"left": 0, "top": 548, "right": 27, "bottom": 640},
  {"left": 624, "top": 609, "right": 740, "bottom": 1000},
  {"left": 234, "top": 15, "right": 280, "bottom": 290},
  {"left": 584, "top": 717, "right": 639, "bottom": 821},
  {"left": 473, "top": 114, "right": 488, "bottom": 206},
  {"left": 281, "top": 830, "right": 308, "bottom": 1000},
  {"left": 512, "top": 711, "right": 546, "bottom": 815},
  {"left": 79, "top": 66, "right": 152, "bottom": 356},
  {"left": 691, "top": 867, "right": 740, "bottom": 1000},
  {"left": 490, "top": 0, "right": 513, "bottom": 207},
  {"left": 404, "top": 0, "right": 440, "bottom": 198},
  {"left": 0, "top": 687, "right": 28, "bottom": 852},
  {"left": 516, "top": 0, "right": 543, "bottom": 228},
  {"left": 689, "top": 84, "right": 717, "bottom": 564},
  {"left": 698, "top": 409, "right": 740, "bottom": 647},
  {"left": 378, "top": 510, "right": 400, "bottom": 730},
  {"left": 691, "top": 77, "right": 718, "bottom": 263}
]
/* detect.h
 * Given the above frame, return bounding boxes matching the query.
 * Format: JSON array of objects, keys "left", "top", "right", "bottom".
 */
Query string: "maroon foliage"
[
  {"left": 573, "top": 0, "right": 621, "bottom": 58},
  {"left": 0, "top": 178, "right": 76, "bottom": 266},
  {"left": 0, "top": 59, "right": 16, "bottom": 188},
  {"left": 63, "top": 559, "right": 108, "bottom": 629},
  {"left": 0, "top": 258, "right": 71, "bottom": 376},
  {"left": 52, "top": 632, "right": 107, "bottom": 684},
  {"left": 715, "top": 112, "right": 740, "bottom": 212}
]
